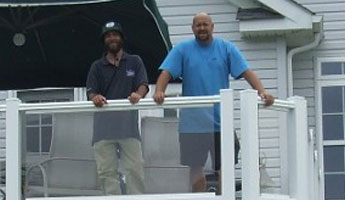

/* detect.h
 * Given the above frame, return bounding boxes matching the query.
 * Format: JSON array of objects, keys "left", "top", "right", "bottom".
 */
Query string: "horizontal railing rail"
[
  {"left": 0, "top": 96, "right": 295, "bottom": 113},
  {"left": 0, "top": 105, "right": 5, "bottom": 112},
  {"left": 257, "top": 97, "right": 295, "bottom": 111},
  {"left": 12, "top": 96, "right": 219, "bottom": 114}
]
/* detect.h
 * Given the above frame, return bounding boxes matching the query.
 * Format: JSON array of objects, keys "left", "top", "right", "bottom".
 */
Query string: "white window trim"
[
  {"left": 323, "top": 140, "right": 345, "bottom": 146},
  {"left": 315, "top": 57, "right": 345, "bottom": 200},
  {"left": 74, "top": 88, "right": 87, "bottom": 101},
  {"left": 7, "top": 90, "right": 17, "bottom": 98},
  {"left": 316, "top": 57, "right": 345, "bottom": 81}
]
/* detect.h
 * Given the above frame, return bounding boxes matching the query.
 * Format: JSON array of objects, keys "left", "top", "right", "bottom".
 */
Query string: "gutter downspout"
[{"left": 287, "top": 31, "right": 322, "bottom": 97}]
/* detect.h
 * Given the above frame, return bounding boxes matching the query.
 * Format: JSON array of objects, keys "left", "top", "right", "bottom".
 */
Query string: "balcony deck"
[{"left": 0, "top": 89, "right": 314, "bottom": 200}]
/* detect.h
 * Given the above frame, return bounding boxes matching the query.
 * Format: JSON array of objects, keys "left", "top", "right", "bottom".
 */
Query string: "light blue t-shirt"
[{"left": 159, "top": 37, "right": 249, "bottom": 133}]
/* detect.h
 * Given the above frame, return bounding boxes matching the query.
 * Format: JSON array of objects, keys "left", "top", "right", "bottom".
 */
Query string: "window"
[
  {"left": 321, "top": 85, "right": 345, "bottom": 199},
  {"left": 324, "top": 146, "right": 345, "bottom": 199},
  {"left": 316, "top": 58, "right": 345, "bottom": 200},
  {"left": 26, "top": 113, "right": 52, "bottom": 153},
  {"left": 321, "top": 86, "right": 344, "bottom": 141},
  {"left": 16, "top": 89, "right": 74, "bottom": 155},
  {"left": 321, "top": 62, "right": 345, "bottom": 76}
]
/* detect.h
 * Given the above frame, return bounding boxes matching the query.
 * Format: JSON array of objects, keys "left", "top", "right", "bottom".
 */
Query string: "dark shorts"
[{"left": 179, "top": 132, "right": 240, "bottom": 171}]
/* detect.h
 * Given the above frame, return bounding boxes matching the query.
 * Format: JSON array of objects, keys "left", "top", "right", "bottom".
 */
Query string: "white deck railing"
[
  {"left": 240, "top": 90, "right": 311, "bottom": 200},
  {"left": 2, "top": 89, "right": 312, "bottom": 200}
]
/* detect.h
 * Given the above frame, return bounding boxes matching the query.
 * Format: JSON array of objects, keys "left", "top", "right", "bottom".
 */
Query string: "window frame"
[
  {"left": 315, "top": 57, "right": 345, "bottom": 200},
  {"left": 316, "top": 57, "right": 345, "bottom": 81},
  {"left": 12, "top": 88, "right": 74, "bottom": 156}
]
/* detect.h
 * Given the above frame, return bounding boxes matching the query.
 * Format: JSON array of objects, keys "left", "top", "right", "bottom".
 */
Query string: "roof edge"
[
  {"left": 227, "top": 0, "right": 261, "bottom": 9},
  {"left": 0, "top": 0, "right": 115, "bottom": 7}
]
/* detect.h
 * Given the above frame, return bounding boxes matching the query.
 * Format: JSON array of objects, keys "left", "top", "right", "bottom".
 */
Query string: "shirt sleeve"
[
  {"left": 86, "top": 63, "right": 99, "bottom": 99},
  {"left": 133, "top": 56, "right": 149, "bottom": 89},
  {"left": 228, "top": 42, "right": 250, "bottom": 79},
  {"left": 158, "top": 45, "right": 183, "bottom": 80}
]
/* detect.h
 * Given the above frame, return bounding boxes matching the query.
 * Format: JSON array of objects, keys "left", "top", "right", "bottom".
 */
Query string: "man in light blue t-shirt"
[{"left": 153, "top": 12, "right": 274, "bottom": 193}]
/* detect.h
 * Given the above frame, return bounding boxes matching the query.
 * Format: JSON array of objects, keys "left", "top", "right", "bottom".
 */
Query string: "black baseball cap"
[{"left": 100, "top": 21, "right": 124, "bottom": 41}]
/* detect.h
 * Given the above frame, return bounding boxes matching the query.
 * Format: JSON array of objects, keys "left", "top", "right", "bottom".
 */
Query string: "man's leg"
[
  {"left": 190, "top": 166, "right": 207, "bottom": 192},
  {"left": 213, "top": 132, "right": 221, "bottom": 194},
  {"left": 94, "top": 140, "right": 121, "bottom": 195},
  {"left": 118, "top": 138, "right": 145, "bottom": 194},
  {"left": 217, "top": 170, "right": 221, "bottom": 194},
  {"left": 214, "top": 131, "right": 239, "bottom": 194},
  {"left": 180, "top": 133, "right": 210, "bottom": 192}
]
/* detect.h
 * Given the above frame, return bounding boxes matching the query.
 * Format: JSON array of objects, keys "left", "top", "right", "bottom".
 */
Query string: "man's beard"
[
  {"left": 105, "top": 40, "right": 124, "bottom": 55},
  {"left": 195, "top": 32, "right": 210, "bottom": 42}
]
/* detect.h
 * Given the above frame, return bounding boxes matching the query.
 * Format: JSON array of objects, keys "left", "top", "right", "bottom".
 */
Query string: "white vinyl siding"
[
  {"left": 292, "top": 0, "right": 345, "bottom": 132},
  {"left": 292, "top": 1, "right": 345, "bottom": 199},
  {"left": 292, "top": 0, "right": 345, "bottom": 143},
  {"left": 157, "top": 0, "right": 282, "bottom": 192},
  {"left": 0, "top": 91, "right": 7, "bottom": 160}
]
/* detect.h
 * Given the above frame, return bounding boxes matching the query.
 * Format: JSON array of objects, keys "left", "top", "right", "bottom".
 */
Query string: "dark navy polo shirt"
[{"left": 86, "top": 52, "right": 149, "bottom": 144}]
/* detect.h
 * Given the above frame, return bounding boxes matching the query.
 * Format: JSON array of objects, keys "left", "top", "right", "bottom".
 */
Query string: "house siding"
[
  {"left": 0, "top": 91, "right": 7, "bottom": 160},
  {"left": 156, "top": 0, "right": 282, "bottom": 192},
  {"left": 291, "top": 1, "right": 345, "bottom": 199},
  {"left": 292, "top": 0, "right": 345, "bottom": 129}
]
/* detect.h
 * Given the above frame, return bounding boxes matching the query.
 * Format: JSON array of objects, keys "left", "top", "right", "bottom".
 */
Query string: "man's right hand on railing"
[
  {"left": 153, "top": 70, "right": 171, "bottom": 105},
  {"left": 153, "top": 91, "right": 166, "bottom": 105}
]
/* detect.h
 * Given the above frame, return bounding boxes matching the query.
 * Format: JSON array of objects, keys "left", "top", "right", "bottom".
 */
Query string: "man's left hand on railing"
[
  {"left": 242, "top": 70, "right": 275, "bottom": 107},
  {"left": 259, "top": 92, "right": 274, "bottom": 106},
  {"left": 128, "top": 92, "right": 142, "bottom": 104}
]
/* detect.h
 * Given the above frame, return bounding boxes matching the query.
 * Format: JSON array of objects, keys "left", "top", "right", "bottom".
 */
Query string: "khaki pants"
[{"left": 94, "top": 138, "right": 145, "bottom": 195}]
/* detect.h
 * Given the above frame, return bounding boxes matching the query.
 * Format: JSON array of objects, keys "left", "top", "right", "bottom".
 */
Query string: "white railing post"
[
  {"left": 287, "top": 96, "right": 309, "bottom": 200},
  {"left": 6, "top": 98, "right": 22, "bottom": 200},
  {"left": 220, "top": 89, "right": 234, "bottom": 200},
  {"left": 240, "top": 89, "right": 260, "bottom": 200},
  {"left": 308, "top": 128, "right": 316, "bottom": 200}
]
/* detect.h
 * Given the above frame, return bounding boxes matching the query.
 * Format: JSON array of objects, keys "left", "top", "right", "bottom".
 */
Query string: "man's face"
[
  {"left": 104, "top": 31, "right": 123, "bottom": 54},
  {"left": 192, "top": 16, "right": 214, "bottom": 42}
]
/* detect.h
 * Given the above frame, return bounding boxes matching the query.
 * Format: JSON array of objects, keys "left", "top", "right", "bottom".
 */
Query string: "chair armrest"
[
  {"left": 26, "top": 163, "right": 49, "bottom": 197},
  {"left": 26, "top": 157, "right": 95, "bottom": 197}
]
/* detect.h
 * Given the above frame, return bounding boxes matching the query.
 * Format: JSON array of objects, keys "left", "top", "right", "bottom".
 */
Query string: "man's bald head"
[
  {"left": 193, "top": 12, "right": 213, "bottom": 25},
  {"left": 192, "top": 12, "right": 214, "bottom": 44}
]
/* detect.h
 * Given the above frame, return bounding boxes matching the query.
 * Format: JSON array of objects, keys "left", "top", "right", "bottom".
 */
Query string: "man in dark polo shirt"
[{"left": 86, "top": 20, "right": 148, "bottom": 195}]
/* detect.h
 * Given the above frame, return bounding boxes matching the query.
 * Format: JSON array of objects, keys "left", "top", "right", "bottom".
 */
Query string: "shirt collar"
[{"left": 101, "top": 51, "right": 128, "bottom": 66}]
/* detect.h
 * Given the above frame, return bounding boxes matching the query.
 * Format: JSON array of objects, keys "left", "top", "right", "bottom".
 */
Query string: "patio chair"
[
  {"left": 141, "top": 117, "right": 243, "bottom": 194},
  {"left": 26, "top": 113, "right": 102, "bottom": 197},
  {"left": 141, "top": 117, "right": 190, "bottom": 193}
]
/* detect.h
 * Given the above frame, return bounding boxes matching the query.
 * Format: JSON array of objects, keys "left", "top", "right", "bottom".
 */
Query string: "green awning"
[{"left": 0, "top": 0, "right": 172, "bottom": 89}]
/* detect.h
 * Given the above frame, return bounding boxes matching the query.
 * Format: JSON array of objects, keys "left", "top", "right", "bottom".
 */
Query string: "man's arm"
[
  {"left": 242, "top": 69, "right": 274, "bottom": 106},
  {"left": 128, "top": 56, "right": 150, "bottom": 104},
  {"left": 86, "top": 65, "right": 108, "bottom": 107},
  {"left": 153, "top": 70, "right": 172, "bottom": 104}
]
